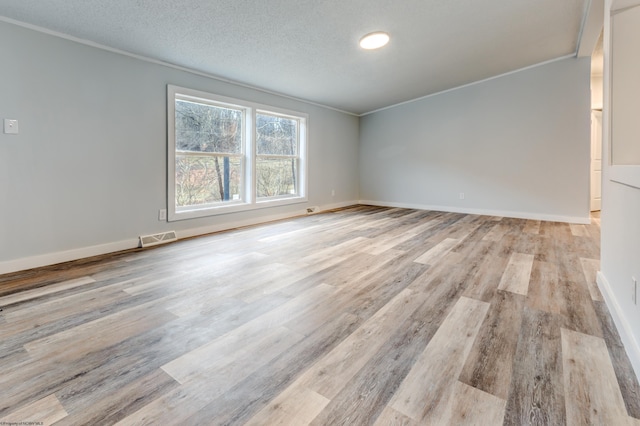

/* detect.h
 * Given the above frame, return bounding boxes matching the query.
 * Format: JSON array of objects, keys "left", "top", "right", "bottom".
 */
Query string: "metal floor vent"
[{"left": 139, "top": 231, "right": 177, "bottom": 248}]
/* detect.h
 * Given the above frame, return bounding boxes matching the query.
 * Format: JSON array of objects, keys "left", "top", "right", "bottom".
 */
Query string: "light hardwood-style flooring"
[{"left": 0, "top": 206, "right": 639, "bottom": 425}]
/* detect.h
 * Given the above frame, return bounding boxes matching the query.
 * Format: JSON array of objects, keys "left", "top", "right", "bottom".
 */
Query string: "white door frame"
[{"left": 591, "top": 110, "right": 603, "bottom": 211}]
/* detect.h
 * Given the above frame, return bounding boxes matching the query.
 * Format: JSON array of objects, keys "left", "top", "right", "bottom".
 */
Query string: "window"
[
  {"left": 174, "top": 99, "right": 245, "bottom": 207},
  {"left": 168, "top": 85, "right": 307, "bottom": 221},
  {"left": 256, "top": 112, "right": 300, "bottom": 200}
]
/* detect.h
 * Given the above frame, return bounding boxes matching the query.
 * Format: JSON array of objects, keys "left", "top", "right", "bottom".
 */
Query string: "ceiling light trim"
[{"left": 359, "top": 31, "right": 390, "bottom": 50}]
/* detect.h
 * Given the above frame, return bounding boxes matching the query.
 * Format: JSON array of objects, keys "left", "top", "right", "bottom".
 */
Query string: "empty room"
[{"left": 1, "top": 0, "right": 639, "bottom": 424}]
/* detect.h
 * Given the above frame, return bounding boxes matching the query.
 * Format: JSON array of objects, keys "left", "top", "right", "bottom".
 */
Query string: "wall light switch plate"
[{"left": 4, "top": 119, "right": 19, "bottom": 134}]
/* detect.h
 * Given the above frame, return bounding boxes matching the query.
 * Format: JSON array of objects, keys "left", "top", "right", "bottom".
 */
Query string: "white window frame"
[
  {"left": 255, "top": 109, "right": 304, "bottom": 203},
  {"left": 168, "top": 85, "right": 308, "bottom": 221}
]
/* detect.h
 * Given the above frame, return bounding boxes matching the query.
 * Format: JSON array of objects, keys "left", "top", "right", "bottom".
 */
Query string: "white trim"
[
  {"left": 576, "top": 0, "right": 605, "bottom": 57},
  {"left": 0, "top": 238, "right": 139, "bottom": 275},
  {"left": 576, "top": 0, "right": 594, "bottom": 56},
  {"left": 0, "top": 200, "right": 359, "bottom": 275},
  {"left": 358, "top": 199, "right": 591, "bottom": 224},
  {"left": 320, "top": 200, "right": 359, "bottom": 212},
  {"left": 0, "top": 16, "right": 357, "bottom": 117},
  {"left": 171, "top": 197, "right": 309, "bottom": 221},
  {"left": 597, "top": 271, "right": 640, "bottom": 382},
  {"left": 359, "top": 54, "right": 577, "bottom": 116}
]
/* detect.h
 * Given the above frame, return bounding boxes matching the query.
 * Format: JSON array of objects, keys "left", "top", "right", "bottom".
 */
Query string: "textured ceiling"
[{"left": 0, "top": 0, "right": 589, "bottom": 114}]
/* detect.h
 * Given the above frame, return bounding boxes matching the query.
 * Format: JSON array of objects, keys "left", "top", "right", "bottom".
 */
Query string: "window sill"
[{"left": 168, "top": 196, "right": 308, "bottom": 222}]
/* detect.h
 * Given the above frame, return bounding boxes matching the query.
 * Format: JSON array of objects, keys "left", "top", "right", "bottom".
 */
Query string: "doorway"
[{"left": 590, "top": 31, "right": 604, "bottom": 212}]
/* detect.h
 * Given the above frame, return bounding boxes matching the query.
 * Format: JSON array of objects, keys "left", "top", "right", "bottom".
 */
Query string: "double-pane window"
[{"left": 168, "top": 86, "right": 307, "bottom": 221}]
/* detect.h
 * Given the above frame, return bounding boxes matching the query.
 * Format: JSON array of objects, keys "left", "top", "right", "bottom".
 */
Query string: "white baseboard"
[
  {"left": 597, "top": 271, "right": 640, "bottom": 383},
  {"left": 0, "top": 238, "right": 139, "bottom": 275},
  {"left": 320, "top": 200, "right": 360, "bottom": 212},
  {"left": 358, "top": 199, "right": 591, "bottom": 224},
  {"left": 0, "top": 200, "right": 359, "bottom": 275}
]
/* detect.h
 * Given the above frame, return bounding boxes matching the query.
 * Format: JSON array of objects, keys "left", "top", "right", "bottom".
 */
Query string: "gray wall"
[
  {"left": 0, "top": 21, "right": 359, "bottom": 269},
  {"left": 599, "top": 0, "right": 640, "bottom": 379},
  {"left": 359, "top": 57, "right": 591, "bottom": 222},
  {"left": 601, "top": 181, "right": 640, "bottom": 375}
]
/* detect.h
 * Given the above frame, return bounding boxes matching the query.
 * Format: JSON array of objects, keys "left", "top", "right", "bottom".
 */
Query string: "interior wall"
[
  {"left": 359, "top": 57, "right": 591, "bottom": 223},
  {"left": 0, "top": 21, "right": 360, "bottom": 271},
  {"left": 599, "top": 0, "right": 640, "bottom": 379}
]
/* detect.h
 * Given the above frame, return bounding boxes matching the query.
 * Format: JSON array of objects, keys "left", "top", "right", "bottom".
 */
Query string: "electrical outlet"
[
  {"left": 633, "top": 277, "right": 637, "bottom": 305},
  {"left": 158, "top": 209, "right": 167, "bottom": 221},
  {"left": 3, "top": 119, "right": 18, "bottom": 134},
  {"left": 459, "top": 193, "right": 465, "bottom": 200},
  {"left": 331, "top": 189, "right": 335, "bottom": 197}
]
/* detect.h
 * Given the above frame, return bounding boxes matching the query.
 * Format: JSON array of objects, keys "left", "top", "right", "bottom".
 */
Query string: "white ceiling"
[{"left": 0, "top": 0, "right": 591, "bottom": 115}]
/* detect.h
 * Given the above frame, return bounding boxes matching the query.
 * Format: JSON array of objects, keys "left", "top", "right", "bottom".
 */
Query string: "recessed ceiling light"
[{"left": 359, "top": 32, "right": 390, "bottom": 50}]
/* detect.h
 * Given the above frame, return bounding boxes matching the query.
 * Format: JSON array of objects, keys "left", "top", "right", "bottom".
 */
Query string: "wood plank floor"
[{"left": 1, "top": 206, "right": 639, "bottom": 425}]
